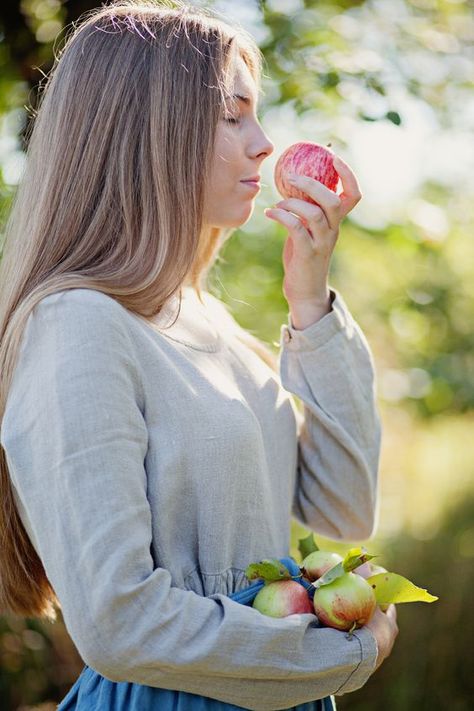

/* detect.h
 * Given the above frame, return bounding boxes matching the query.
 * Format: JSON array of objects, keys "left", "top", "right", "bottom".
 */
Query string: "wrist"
[{"left": 288, "top": 289, "right": 333, "bottom": 330}]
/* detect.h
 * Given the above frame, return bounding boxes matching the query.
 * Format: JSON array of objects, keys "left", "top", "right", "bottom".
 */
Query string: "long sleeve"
[
  {"left": 279, "top": 287, "right": 382, "bottom": 542},
  {"left": 1, "top": 289, "right": 378, "bottom": 711}
]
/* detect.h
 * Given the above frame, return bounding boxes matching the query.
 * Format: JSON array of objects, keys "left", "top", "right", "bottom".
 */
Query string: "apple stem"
[{"left": 347, "top": 621, "right": 357, "bottom": 637}]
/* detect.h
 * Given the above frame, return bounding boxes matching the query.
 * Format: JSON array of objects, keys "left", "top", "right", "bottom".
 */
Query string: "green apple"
[
  {"left": 301, "top": 550, "right": 343, "bottom": 582},
  {"left": 252, "top": 580, "right": 314, "bottom": 618},
  {"left": 313, "top": 572, "right": 377, "bottom": 631}
]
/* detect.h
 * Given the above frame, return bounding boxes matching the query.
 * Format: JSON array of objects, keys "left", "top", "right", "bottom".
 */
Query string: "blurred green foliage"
[{"left": 1, "top": 0, "right": 473, "bottom": 709}]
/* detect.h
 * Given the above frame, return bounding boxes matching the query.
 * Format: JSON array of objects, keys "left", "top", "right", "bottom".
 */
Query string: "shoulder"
[
  {"left": 18, "top": 288, "right": 135, "bottom": 370},
  {"left": 33, "top": 287, "right": 123, "bottom": 320},
  {"left": 27, "top": 288, "right": 130, "bottom": 339},
  {"left": 3, "top": 289, "right": 144, "bottom": 450},
  {"left": 9, "top": 288, "right": 140, "bottom": 407}
]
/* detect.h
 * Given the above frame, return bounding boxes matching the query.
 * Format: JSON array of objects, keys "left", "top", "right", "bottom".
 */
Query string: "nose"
[{"left": 252, "top": 125, "right": 275, "bottom": 160}]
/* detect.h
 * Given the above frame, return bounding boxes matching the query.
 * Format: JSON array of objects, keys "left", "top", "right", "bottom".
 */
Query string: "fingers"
[
  {"left": 285, "top": 175, "right": 341, "bottom": 231},
  {"left": 385, "top": 605, "right": 399, "bottom": 640},
  {"left": 332, "top": 155, "right": 363, "bottom": 216},
  {"left": 263, "top": 207, "right": 317, "bottom": 257},
  {"left": 273, "top": 198, "right": 330, "bottom": 234},
  {"left": 386, "top": 603, "right": 397, "bottom": 621}
]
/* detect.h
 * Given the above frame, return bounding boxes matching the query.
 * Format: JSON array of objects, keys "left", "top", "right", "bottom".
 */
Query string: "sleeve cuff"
[
  {"left": 279, "top": 288, "right": 352, "bottom": 352},
  {"left": 334, "top": 626, "right": 378, "bottom": 696}
]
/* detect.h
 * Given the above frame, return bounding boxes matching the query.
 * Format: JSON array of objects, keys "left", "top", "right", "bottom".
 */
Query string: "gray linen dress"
[{"left": 1, "top": 285, "right": 381, "bottom": 710}]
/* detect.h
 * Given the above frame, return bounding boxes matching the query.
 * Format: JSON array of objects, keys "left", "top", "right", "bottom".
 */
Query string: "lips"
[{"left": 241, "top": 180, "right": 261, "bottom": 193}]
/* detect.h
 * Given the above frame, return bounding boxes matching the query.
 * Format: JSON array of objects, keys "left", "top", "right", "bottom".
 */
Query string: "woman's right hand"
[{"left": 364, "top": 604, "right": 399, "bottom": 672}]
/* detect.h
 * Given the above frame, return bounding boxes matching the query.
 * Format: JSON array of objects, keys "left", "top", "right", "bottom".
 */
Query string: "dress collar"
[{"left": 134, "top": 287, "right": 222, "bottom": 353}]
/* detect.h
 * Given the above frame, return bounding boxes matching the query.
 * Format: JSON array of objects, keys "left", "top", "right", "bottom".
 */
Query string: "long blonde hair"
[{"left": 0, "top": 0, "right": 277, "bottom": 621}]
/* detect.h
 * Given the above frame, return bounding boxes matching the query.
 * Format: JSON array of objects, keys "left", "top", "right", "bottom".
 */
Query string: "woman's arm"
[
  {"left": 267, "top": 155, "right": 380, "bottom": 542},
  {"left": 1, "top": 289, "right": 378, "bottom": 711},
  {"left": 279, "top": 287, "right": 382, "bottom": 542}
]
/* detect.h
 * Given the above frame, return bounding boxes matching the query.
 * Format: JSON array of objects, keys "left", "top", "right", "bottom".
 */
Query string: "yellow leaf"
[{"left": 366, "top": 572, "right": 439, "bottom": 604}]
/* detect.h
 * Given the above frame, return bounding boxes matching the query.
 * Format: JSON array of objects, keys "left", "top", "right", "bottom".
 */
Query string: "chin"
[
  {"left": 230, "top": 205, "right": 255, "bottom": 228},
  {"left": 206, "top": 203, "right": 255, "bottom": 230}
]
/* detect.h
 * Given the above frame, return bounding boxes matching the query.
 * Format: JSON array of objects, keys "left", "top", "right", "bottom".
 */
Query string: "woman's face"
[{"left": 203, "top": 54, "right": 275, "bottom": 229}]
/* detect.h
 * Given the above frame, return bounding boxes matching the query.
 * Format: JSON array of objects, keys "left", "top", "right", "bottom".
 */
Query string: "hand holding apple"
[
  {"left": 264, "top": 142, "right": 363, "bottom": 308},
  {"left": 273, "top": 141, "right": 340, "bottom": 203}
]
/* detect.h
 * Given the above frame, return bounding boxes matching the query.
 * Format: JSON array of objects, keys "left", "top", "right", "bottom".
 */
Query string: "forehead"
[{"left": 229, "top": 55, "right": 258, "bottom": 104}]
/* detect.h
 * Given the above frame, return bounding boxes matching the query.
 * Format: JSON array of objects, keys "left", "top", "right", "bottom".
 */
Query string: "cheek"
[{"left": 213, "top": 131, "right": 241, "bottom": 176}]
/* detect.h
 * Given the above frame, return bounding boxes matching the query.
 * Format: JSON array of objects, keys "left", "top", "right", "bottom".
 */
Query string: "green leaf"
[
  {"left": 320, "top": 70, "right": 340, "bottom": 88},
  {"left": 311, "top": 561, "right": 345, "bottom": 590},
  {"left": 312, "top": 547, "right": 379, "bottom": 590},
  {"left": 366, "top": 572, "right": 439, "bottom": 604},
  {"left": 386, "top": 110, "right": 402, "bottom": 126},
  {"left": 366, "top": 77, "right": 386, "bottom": 96},
  {"left": 298, "top": 533, "right": 319, "bottom": 561},
  {"left": 245, "top": 558, "right": 292, "bottom": 583},
  {"left": 342, "top": 546, "right": 378, "bottom": 573}
]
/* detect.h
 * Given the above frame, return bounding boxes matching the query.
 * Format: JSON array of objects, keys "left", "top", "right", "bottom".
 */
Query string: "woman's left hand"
[{"left": 264, "top": 155, "right": 362, "bottom": 307}]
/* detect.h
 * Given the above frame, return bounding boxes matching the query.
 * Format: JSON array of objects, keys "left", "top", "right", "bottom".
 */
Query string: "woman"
[{"left": 0, "top": 1, "right": 398, "bottom": 710}]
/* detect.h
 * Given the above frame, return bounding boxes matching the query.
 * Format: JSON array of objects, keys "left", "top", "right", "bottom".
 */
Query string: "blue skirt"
[{"left": 57, "top": 557, "right": 336, "bottom": 711}]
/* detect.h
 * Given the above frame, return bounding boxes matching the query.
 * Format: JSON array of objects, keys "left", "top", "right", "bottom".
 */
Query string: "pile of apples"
[{"left": 246, "top": 534, "right": 438, "bottom": 635}]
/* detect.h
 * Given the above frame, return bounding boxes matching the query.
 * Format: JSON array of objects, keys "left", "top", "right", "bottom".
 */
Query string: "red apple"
[
  {"left": 274, "top": 141, "right": 340, "bottom": 206},
  {"left": 301, "top": 550, "right": 343, "bottom": 582},
  {"left": 252, "top": 580, "right": 314, "bottom": 618},
  {"left": 313, "top": 572, "right": 377, "bottom": 631}
]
